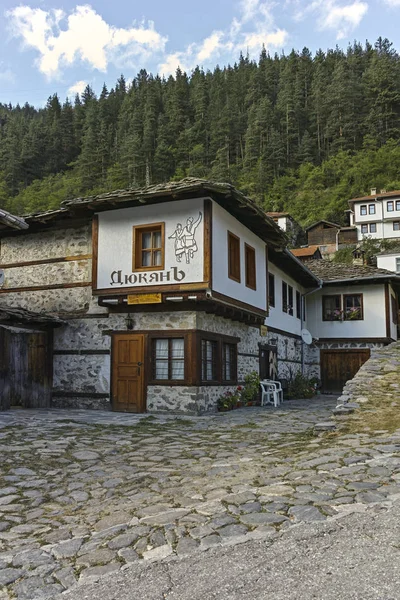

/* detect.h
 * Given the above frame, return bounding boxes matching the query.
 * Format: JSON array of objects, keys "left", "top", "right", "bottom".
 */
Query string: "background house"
[
  {"left": 306, "top": 220, "right": 357, "bottom": 258},
  {"left": 348, "top": 189, "right": 400, "bottom": 241},
  {"left": 306, "top": 260, "right": 399, "bottom": 393},
  {"left": 291, "top": 246, "right": 322, "bottom": 263}
]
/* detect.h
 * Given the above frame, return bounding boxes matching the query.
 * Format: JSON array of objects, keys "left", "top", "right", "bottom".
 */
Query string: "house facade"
[
  {"left": 306, "top": 221, "right": 357, "bottom": 258},
  {"left": 0, "top": 179, "right": 319, "bottom": 413},
  {"left": 349, "top": 189, "right": 400, "bottom": 241},
  {"left": 0, "top": 179, "right": 398, "bottom": 412},
  {"left": 306, "top": 260, "right": 399, "bottom": 393}
]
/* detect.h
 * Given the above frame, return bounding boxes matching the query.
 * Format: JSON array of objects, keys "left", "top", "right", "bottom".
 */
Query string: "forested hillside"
[{"left": 1, "top": 37, "right": 400, "bottom": 225}]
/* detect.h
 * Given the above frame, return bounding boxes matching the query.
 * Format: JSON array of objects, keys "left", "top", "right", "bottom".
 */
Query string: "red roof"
[
  {"left": 349, "top": 190, "right": 400, "bottom": 203},
  {"left": 291, "top": 245, "right": 321, "bottom": 258}
]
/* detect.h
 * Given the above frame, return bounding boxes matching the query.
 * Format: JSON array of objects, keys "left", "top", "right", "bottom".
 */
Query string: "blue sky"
[{"left": 0, "top": 0, "right": 399, "bottom": 106}]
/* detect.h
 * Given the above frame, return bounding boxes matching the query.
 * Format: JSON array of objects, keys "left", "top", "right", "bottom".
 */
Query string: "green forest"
[{"left": 1, "top": 37, "right": 400, "bottom": 225}]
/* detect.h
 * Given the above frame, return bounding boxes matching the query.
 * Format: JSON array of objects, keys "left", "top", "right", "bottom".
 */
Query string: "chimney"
[
  {"left": 381, "top": 189, "right": 386, "bottom": 194},
  {"left": 371, "top": 188, "right": 377, "bottom": 196},
  {"left": 352, "top": 246, "right": 366, "bottom": 266}
]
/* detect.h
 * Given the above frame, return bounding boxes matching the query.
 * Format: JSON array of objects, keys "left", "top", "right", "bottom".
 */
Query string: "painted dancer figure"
[
  {"left": 169, "top": 212, "right": 202, "bottom": 264},
  {"left": 168, "top": 223, "right": 185, "bottom": 262},
  {"left": 181, "top": 212, "right": 202, "bottom": 263}
]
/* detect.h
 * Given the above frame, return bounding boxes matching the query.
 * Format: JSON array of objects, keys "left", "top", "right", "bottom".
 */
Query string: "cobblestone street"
[{"left": 1, "top": 397, "right": 400, "bottom": 599}]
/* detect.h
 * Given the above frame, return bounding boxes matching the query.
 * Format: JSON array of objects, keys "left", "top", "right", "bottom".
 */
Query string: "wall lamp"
[
  {"left": 269, "top": 337, "right": 278, "bottom": 346},
  {"left": 126, "top": 313, "right": 134, "bottom": 330}
]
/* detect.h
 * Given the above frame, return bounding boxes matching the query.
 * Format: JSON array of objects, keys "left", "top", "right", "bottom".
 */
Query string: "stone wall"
[{"left": 336, "top": 341, "right": 400, "bottom": 404}]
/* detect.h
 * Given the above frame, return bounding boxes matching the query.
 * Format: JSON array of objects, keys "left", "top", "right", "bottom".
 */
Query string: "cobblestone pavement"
[{"left": 1, "top": 397, "right": 400, "bottom": 599}]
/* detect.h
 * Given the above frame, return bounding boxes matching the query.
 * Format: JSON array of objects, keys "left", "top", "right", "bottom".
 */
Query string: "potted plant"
[{"left": 241, "top": 371, "right": 260, "bottom": 406}]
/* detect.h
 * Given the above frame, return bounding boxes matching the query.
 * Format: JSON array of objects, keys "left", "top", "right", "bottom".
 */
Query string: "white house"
[
  {"left": 0, "top": 179, "right": 399, "bottom": 412},
  {"left": 348, "top": 189, "right": 400, "bottom": 241},
  {"left": 0, "top": 179, "right": 319, "bottom": 413},
  {"left": 306, "top": 260, "right": 399, "bottom": 393}
]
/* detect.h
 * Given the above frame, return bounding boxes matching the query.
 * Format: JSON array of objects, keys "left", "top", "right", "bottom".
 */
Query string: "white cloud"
[
  {"left": 295, "top": 0, "right": 368, "bottom": 39},
  {"left": 382, "top": 0, "right": 400, "bottom": 6},
  {"left": 67, "top": 79, "right": 87, "bottom": 96},
  {"left": 159, "top": 0, "right": 288, "bottom": 76},
  {"left": 6, "top": 4, "right": 168, "bottom": 79}
]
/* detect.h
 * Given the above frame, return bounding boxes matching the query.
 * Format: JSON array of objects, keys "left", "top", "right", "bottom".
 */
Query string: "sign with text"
[
  {"left": 127, "top": 293, "right": 162, "bottom": 305},
  {"left": 96, "top": 198, "right": 205, "bottom": 290}
]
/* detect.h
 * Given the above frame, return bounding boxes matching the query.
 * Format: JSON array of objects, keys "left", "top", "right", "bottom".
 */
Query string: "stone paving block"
[
  {"left": 142, "top": 544, "right": 173, "bottom": 561},
  {"left": 0, "top": 568, "right": 24, "bottom": 586},
  {"left": 288, "top": 505, "right": 326, "bottom": 522}
]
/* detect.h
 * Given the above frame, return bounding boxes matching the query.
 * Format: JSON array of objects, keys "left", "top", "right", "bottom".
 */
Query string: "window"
[
  {"left": 323, "top": 295, "right": 342, "bottom": 321},
  {"left": 396, "top": 257, "right": 400, "bottom": 273},
  {"left": 282, "top": 281, "right": 288, "bottom": 313},
  {"left": 361, "top": 224, "right": 368, "bottom": 234},
  {"left": 360, "top": 205, "right": 367, "bottom": 215},
  {"left": 201, "top": 340, "right": 218, "bottom": 381},
  {"left": 288, "top": 285, "right": 294, "bottom": 316},
  {"left": 343, "top": 294, "right": 363, "bottom": 320},
  {"left": 222, "top": 343, "right": 237, "bottom": 382},
  {"left": 369, "top": 223, "right": 377, "bottom": 233},
  {"left": 396, "top": 201, "right": 400, "bottom": 211},
  {"left": 394, "top": 222, "right": 400, "bottom": 231},
  {"left": 268, "top": 273, "right": 275, "bottom": 308},
  {"left": 369, "top": 204, "right": 376, "bottom": 215},
  {"left": 133, "top": 223, "right": 164, "bottom": 271},
  {"left": 228, "top": 232, "right": 241, "bottom": 283},
  {"left": 153, "top": 338, "right": 185, "bottom": 381},
  {"left": 388, "top": 201, "right": 394, "bottom": 212},
  {"left": 296, "top": 290, "right": 301, "bottom": 320},
  {"left": 245, "top": 244, "right": 256, "bottom": 290}
]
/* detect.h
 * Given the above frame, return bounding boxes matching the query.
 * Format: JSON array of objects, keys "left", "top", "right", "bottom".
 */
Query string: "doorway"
[
  {"left": 111, "top": 333, "right": 146, "bottom": 412},
  {"left": 320, "top": 349, "right": 370, "bottom": 393}
]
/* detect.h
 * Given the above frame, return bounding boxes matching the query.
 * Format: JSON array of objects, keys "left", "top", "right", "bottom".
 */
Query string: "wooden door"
[
  {"left": 112, "top": 334, "right": 145, "bottom": 413},
  {"left": 259, "top": 344, "right": 278, "bottom": 381},
  {"left": 321, "top": 349, "right": 370, "bottom": 393},
  {"left": 28, "top": 332, "right": 53, "bottom": 408}
]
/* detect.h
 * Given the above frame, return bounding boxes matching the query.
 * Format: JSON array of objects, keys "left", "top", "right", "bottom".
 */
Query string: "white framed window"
[
  {"left": 396, "top": 258, "right": 400, "bottom": 273},
  {"left": 369, "top": 204, "right": 376, "bottom": 215},
  {"left": 361, "top": 224, "right": 368, "bottom": 234},
  {"left": 369, "top": 223, "right": 377, "bottom": 233},
  {"left": 360, "top": 205, "right": 367, "bottom": 216}
]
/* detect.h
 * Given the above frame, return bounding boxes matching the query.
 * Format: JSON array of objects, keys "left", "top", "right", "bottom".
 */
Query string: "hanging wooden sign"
[{"left": 127, "top": 293, "right": 162, "bottom": 305}]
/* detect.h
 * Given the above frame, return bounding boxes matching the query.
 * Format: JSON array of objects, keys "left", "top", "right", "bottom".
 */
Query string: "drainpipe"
[{"left": 300, "top": 281, "right": 323, "bottom": 375}]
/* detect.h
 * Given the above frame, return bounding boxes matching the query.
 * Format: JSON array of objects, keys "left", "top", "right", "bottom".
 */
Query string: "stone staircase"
[{"left": 334, "top": 342, "right": 400, "bottom": 414}]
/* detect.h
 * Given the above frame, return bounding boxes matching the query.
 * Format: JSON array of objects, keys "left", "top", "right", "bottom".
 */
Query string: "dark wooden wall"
[
  {"left": 308, "top": 224, "right": 338, "bottom": 246},
  {"left": 0, "top": 327, "right": 52, "bottom": 410}
]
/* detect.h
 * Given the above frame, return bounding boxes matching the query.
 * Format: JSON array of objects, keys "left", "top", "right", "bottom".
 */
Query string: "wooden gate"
[
  {"left": 320, "top": 349, "right": 370, "bottom": 393},
  {"left": 112, "top": 333, "right": 146, "bottom": 413},
  {"left": 0, "top": 328, "right": 53, "bottom": 409}
]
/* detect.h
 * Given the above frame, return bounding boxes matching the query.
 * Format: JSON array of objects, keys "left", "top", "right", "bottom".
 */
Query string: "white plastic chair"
[{"left": 260, "top": 381, "right": 279, "bottom": 407}]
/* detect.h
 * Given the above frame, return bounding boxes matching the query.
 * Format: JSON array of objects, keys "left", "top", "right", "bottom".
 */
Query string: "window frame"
[
  {"left": 133, "top": 222, "right": 165, "bottom": 272},
  {"left": 393, "top": 222, "right": 400, "bottom": 231},
  {"left": 396, "top": 201, "right": 400, "bottom": 211},
  {"left": 322, "top": 295, "right": 342, "bottom": 321},
  {"left": 268, "top": 273, "right": 275, "bottom": 308},
  {"left": 198, "top": 332, "right": 239, "bottom": 385},
  {"left": 282, "top": 281, "right": 288, "bottom": 313},
  {"left": 396, "top": 257, "right": 400, "bottom": 273},
  {"left": 368, "top": 204, "right": 376, "bottom": 215},
  {"left": 288, "top": 285, "right": 294, "bottom": 316},
  {"left": 296, "top": 290, "right": 301, "bottom": 320},
  {"left": 360, "top": 205, "right": 367, "bottom": 215},
  {"left": 222, "top": 342, "right": 238, "bottom": 383},
  {"left": 244, "top": 243, "right": 257, "bottom": 290},
  {"left": 361, "top": 224, "right": 368, "bottom": 234},
  {"left": 148, "top": 331, "right": 190, "bottom": 386},
  {"left": 369, "top": 223, "right": 377, "bottom": 233},
  {"left": 227, "top": 231, "right": 241, "bottom": 283},
  {"left": 343, "top": 293, "right": 364, "bottom": 321},
  {"left": 387, "top": 201, "right": 394, "bottom": 212}
]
